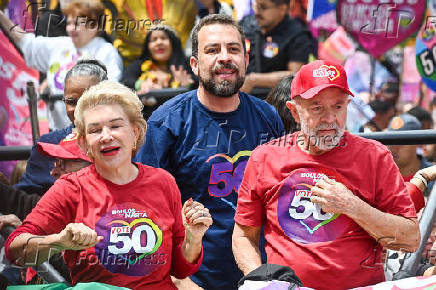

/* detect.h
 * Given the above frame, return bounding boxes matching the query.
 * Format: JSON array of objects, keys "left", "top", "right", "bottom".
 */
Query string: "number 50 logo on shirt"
[
  {"left": 277, "top": 168, "right": 350, "bottom": 244},
  {"left": 206, "top": 151, "right": 251, "bottom": 197},
  {"left": 95, "top": 205, "right": 165, "bottom": 276}
]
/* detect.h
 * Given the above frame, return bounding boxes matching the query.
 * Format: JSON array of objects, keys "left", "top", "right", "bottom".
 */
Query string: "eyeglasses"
[{"left": 63, "top": 97, "right": 79, "bottom": 106}]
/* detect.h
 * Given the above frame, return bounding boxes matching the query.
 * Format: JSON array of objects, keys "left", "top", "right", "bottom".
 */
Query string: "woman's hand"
[
  {"left": 171, "top": 65, "right": 194, "bottom": 88},
  {"left": 182, "top": 198, "right": 212, "bottom": 244},
  {"left": 0, "top": 10, "right": 26, "bottom": 43},
  {"left": 138, "top": 78, "right": 162, "bottom": 95},
  {"left": 55, "top": 223, "right": 103, "bottom": 251}
]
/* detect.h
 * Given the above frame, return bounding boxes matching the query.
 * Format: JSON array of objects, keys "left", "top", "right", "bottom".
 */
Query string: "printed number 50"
[
  {"left": 288, "top": 195, "right": 333, "bottom": 221},
  {"left": 208, "top": 161, "right": 247, "bottom": 197},
  {"left": 419, "top": 47, "right": 436, "bottom": 76},
  {"left": 108, "top": 225, "right": 156, "bottom": 255}
]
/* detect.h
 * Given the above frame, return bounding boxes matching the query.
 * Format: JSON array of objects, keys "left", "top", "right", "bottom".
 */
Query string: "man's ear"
[
  {"left": 190, "top": 56, "right": 199, "bottom": 77},
  {"left": 286, "top": 101, "right": 300, "bottom": 124}
]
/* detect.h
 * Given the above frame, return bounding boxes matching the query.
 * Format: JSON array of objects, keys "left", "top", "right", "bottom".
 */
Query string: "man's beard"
[
  {"left": 299, "top": 116, "right": 345, "bottom": 151},
  {"left": 198, "top": 64, "right": 245, "bottom": 98}
]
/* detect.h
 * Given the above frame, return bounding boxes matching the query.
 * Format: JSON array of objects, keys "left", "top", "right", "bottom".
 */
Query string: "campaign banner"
[
  {"left": 337, "top": 0, "right": 426, "bottom": 58},
  {"left": 318, "top": 26, "right": 356, "bottom": 63},
  {"left": 0, "top": 30, "right": 47, "bottom": 176}
]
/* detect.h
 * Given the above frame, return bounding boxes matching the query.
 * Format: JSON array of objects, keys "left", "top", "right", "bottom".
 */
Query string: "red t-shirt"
[
  {"left": 235, "top": 132, "right": 416, "bottom": 290},
  {"left": 5, "top": 163, "right": 202, "bottom": 289}
]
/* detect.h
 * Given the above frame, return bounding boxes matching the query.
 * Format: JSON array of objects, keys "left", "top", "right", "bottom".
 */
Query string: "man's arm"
[
  {"left": 232, "top": 223, "right": 262, "bottom": 275},
  {"left": 241, "top": 62, "right": 304, "bottom": 92},
  {"left": 311, "top": 176, "right": 420, "bottom": 252}
]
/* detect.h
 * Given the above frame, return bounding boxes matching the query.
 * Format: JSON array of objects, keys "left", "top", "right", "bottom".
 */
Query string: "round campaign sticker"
[
  {"left": 277, "top": 167, "right": 351, "bottom": 244},
  {"left": 94, "top": 203, "right": 165, "bottom": 276},
  {"left": 263, "top": 37, "right": 279, "bottom": 58},
  {"left": 416, "top": 21, "right": 436, "bottom": 92}
]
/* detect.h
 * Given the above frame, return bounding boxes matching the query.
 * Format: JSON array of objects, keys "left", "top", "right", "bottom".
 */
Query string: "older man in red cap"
[
  {"left": 232, "top": 60, "right": 420, "bottom": 289},
  {"left": 0, "top": 131, "right": 91, "bottom": 222}
]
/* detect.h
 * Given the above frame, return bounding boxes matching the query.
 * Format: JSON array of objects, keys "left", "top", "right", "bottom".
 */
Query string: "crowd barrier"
[
  {"left": 2, "top": 130, "right": 436, "bottom": 162},
  {"left": 0, "top": 225, "right": 66, "bottom": 284},
  {"left": 40, "top": 87, "right": 272, "bottom": 121},
  {"left": 39, "top": 87, "right": 271, "bottom": 104}
]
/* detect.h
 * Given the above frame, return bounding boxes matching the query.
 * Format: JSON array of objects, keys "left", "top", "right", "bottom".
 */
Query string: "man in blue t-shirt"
[{"left": 135, "top": 14, "right": 284, "bottom": 290}]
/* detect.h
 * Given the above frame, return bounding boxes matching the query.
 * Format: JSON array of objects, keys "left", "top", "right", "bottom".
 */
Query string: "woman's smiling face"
[
  {"left": 83, "top": 104, "right": 139, "bottom": 170},
  {"left": 148, "top": 30, "right": 173, "bottom": 63}
]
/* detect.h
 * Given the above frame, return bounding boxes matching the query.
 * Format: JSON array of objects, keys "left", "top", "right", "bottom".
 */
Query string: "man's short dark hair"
[
  {"left": 407, "top": 106, "right": 433, "bottom": 126},
  {"left": 270, "top": 0, "right": 290, "bottom": 5},
  {"left": 191, "top": 14, "right": 246, "bottom": 58}
]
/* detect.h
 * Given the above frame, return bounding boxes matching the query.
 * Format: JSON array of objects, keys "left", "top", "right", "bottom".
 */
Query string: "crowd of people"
[{"left": 1, "top": 0, "right": 436, "bottom": 289}]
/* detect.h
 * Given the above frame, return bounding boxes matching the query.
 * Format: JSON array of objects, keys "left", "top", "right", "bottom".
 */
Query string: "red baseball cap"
[
  {"left": 37, "top": 132, "right": 91, "bottom": 162},
  {"left": 290, "top": 60, "right": 354, "bottom": 100}
]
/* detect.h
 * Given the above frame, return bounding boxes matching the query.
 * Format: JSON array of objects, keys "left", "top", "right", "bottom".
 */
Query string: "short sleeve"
[
  {"left": 235, "top": 149, "right": 264, "bottom": 227},
  {"left": 374, "top": 150, "right": 417, "bottom": 219},
  {"left": 285, "top": 29, "right": 314, "bottom": 64},
  {"left": 405, "top": 182, "right": 425, "bottom": 212}
]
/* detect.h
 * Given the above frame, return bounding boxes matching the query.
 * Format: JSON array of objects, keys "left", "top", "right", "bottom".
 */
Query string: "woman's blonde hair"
[{"left": 74, "top": 80, "right": 146, "bottom": 156}]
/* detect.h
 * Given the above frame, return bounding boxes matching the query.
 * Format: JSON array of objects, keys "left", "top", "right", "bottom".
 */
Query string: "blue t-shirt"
[
  {"left": 135, "top": 90, "right": 284, "bottom": 289},
  {"left": 14, "top": 124, "right": 73, "bottom": 195}
]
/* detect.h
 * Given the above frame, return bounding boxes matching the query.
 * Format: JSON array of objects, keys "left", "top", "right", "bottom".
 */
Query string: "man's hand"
[
  {"left": 55, "top": 223, "right": 103, "bottom": 251},
  {"left": 0, "top": 214, "right": 21, "bottom": 230},
  {"left": 310, "top": 176, "right": 357, "bottom": 215}
]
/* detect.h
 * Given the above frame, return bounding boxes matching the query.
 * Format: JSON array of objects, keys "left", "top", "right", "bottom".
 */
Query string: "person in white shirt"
[{"left": 0, "top": 0, "right": 123, "bottom": 130}]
